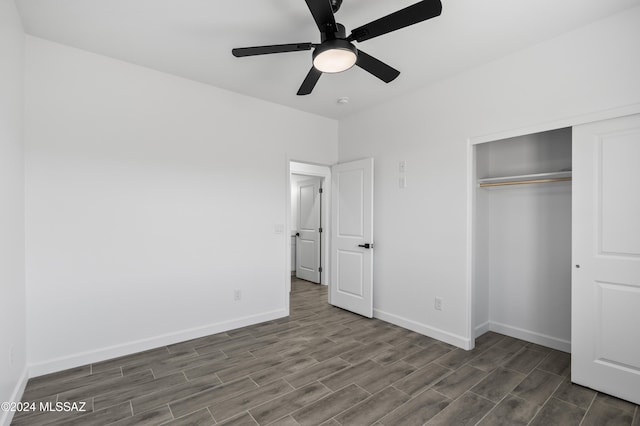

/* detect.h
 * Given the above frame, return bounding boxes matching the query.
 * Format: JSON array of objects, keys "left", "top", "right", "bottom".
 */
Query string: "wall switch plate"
[
  {"left": 399, "top": 176, "right": 407, "bottom": 189},
  {"left": 434, "top": 297, "right": 443, "bottom": 311},
  {"left": 234, "top": 290, "right": 242, "bottom": 301},
  {"left": 399, "top": 160, "right": 406, "bottom": 173},
  {"left": 274, "top": 224, "right": 284, "bottom": 234}
]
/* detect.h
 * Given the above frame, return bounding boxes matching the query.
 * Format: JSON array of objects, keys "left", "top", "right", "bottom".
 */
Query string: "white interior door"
[
  {"left": 331, "top": 158, "right": 374, "bottom": 318},
  {"left": 296, "top": 178, "right": 321, "bottom": 283},
  {"left": 572, "top": 114, "right": 640, "bottom": 404}
]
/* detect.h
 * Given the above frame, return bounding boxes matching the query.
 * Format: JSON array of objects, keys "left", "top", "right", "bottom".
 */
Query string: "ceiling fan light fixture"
[{"left": 312, "top": 40, "right": 357, "bottom": 73}]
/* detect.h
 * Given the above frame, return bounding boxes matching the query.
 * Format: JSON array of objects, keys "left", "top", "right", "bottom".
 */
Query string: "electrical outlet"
[
  {"left": 399, "top": 176, "right": 407, "bottom": 189},
  {"left": 234, "top": 290, "right": 242, "bottom": 301},
  {"left": 434, "top": 297, "right": 443, "bottom": 311},
  {"left": 399, "top": 160, "right": 406, "bottom": 173}
]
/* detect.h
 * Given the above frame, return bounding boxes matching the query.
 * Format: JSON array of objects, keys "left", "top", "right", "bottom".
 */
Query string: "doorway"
[
  {"left": 287, "top": 158, "right": 375, "bottom": 318},
  {"left": 288, "top": 161, "right": 332, "bottom": 291}
]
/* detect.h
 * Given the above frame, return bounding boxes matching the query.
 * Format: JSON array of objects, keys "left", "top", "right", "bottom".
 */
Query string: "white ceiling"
[{"left": 16, "top": 0, "right": 640, "bottom": 119}]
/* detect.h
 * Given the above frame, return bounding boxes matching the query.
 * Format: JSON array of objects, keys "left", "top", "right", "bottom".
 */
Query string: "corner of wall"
[
  {"left": 0, "top": 0, "right": 28, "bottom": 421},
  {"left": 374, "top": 309, "right": 473, "bottom": 350},
  {"left": 0, "top": 367, "right": 29, "bottom": 426}
]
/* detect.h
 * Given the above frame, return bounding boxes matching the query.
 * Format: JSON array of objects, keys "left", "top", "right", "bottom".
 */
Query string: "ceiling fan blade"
[
  {"left": 297, "top": 67, "right": 322, "bottom": 96},
  {"left": 349, "top": 0, "right": 442, "bottom": 43},
  {"left": 355, "top": 50, "right": 400, "bottom": 83},
  {"left": 304, "top": 0, "right": 337, "bottom": 33},
  {"left": 232, "top": 43, "right": 313, "bottom": 57}
]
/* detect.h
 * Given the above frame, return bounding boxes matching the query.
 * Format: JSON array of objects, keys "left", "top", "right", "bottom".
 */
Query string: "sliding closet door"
[{"left": 572, "top": 114, "right": 640, "bottom": 404}]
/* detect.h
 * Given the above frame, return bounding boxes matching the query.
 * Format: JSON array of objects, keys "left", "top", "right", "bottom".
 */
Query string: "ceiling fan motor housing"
[{"left": 320, "top": 23, "right": 347, "bottom": 42}]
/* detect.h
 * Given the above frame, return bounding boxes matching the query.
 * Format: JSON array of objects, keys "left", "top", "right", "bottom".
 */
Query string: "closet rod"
[{"left": 479, "top": 177, "right": 572, "bottom": 187}]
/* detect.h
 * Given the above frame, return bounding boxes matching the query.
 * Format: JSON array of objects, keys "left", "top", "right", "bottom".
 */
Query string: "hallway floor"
[{"left": 13, "top": 278, "right": 639, "bottom": 425}]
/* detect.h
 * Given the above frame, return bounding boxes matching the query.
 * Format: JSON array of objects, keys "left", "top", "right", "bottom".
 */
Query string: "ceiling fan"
[{"left": 232, "top": 0, "right": 442, "bottom": 95}]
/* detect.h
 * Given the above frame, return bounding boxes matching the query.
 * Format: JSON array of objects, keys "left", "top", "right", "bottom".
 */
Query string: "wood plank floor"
[{"left": 14, "top": 278, "right": 639, "bottom": 425}]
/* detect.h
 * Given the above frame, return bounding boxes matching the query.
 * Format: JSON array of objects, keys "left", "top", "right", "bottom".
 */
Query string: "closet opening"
[{"left": 472, "top": 127, "right": 572, "bottom": 353}]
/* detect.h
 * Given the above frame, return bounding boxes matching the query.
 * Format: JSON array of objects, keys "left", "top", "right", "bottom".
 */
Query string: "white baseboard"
[
  {"left": 486, "top": 321, "right": 571, "bottom": 353},
  {"left": 28, "top": 309, "right": 287, "bottom": 378},
  {"left": 373, "top": 309, "right": 472, "bottom": 350},
  {"left": 474, "top": 321, "right": 491, "bottom": 338},
  {"left": 0, "top": 367, "right": 29, "bottom": 426}
]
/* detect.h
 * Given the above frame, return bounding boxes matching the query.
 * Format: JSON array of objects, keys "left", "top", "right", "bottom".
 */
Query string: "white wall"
[
  {"left": 338, "top": 6, "right": 640, "bottom": 348},
  {"left": 0, "top": 0, "right": 27, "bottom": 422},
  {"left": 24, "top": 36, "right": 338, "bottom": 374},
  {"left": 487, "top": 183, "right": 572, "bottom": 349}
]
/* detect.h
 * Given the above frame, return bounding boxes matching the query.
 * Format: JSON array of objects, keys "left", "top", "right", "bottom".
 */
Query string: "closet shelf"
[{"left": 478, "top": 171, "right": 572, "bottom": 187}]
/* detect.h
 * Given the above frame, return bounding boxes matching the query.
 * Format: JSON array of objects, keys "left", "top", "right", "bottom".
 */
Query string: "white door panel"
[
  {"left": 296, "top": 178, "right": 321, "bottom": 283},
  {"left": 599, "top": 133, "right": 640, "bottom": 255},
  {"left": 336, "top": 249, "right": 364, "bottom": 296},
  {"left": 337, "top": 169, "right": 365, "bottom": 237},
  {"left": 331, "top": 158, "right": 373, "bottom": 318},
  {"left": 298, "top": 240, "right": 316, "bottom": 272},
  {"left": 572, "top": 114, "right": 640, "bottom": 404}
]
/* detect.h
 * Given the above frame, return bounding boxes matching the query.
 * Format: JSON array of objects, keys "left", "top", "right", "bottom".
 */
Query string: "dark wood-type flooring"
[{"left": 13, "top": 278, "right": 639, "bottom": 425}]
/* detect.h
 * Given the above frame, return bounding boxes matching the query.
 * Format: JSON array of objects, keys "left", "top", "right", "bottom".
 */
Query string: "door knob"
[{"left": 358, "top": 243, "right": 372, "bottom": 249}]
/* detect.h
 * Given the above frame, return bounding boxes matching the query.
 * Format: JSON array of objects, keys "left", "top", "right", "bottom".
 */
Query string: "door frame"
[
  {"left": 466, "top": 103, "right": 640, "bottom": 351},
  {"left": 286, "top": 161, "right": 332, "bottom": 298}
]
